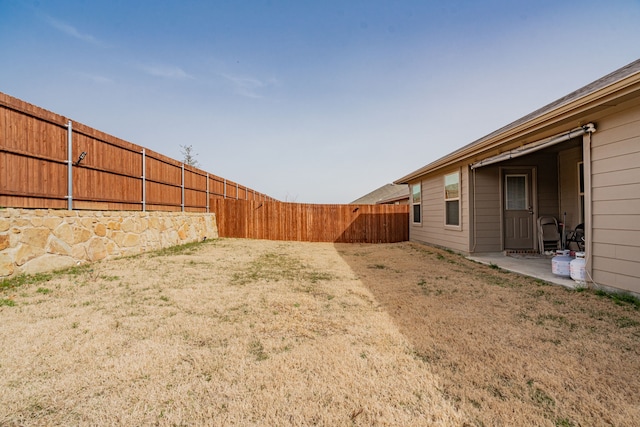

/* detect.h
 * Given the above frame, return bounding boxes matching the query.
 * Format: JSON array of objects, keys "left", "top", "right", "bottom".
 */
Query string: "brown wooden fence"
[
  {"left": 1, "top": 91, "right": 410, "bottom": 243},
  {"left": 0, "top": 91, "right": 274, "bottom": 211},
  {"left": 212, "top": 199, "right": 409, "bottom": 243}
]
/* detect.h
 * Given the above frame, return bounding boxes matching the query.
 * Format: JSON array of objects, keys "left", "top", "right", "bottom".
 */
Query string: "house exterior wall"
[
  {"left": 589, "top": 101, "right": 640, "bottom": 293},
  {"left": 410, "top": 165, "right": 470, "bottom": 253},
  {"left": 411, "top": 149, "right": 562, "bottom": 254},
  {"left": 468, "top": 151, "right": 561, "bottom": 253},
  {"left": 409, "top": 108, "right": 639, "bottom": 294},
  {"left": 533, "top": 153, "right": 560, "bottom": 219},
  {"left": 499, "top": 152, "right": 559, "bottom": 219},
  {"left": 400, "top": 60, "right": 640, "bottom": 295},
  {"left": 471, "top": 166, "right": 501, "bottom": 252},
  {"left": 558, "top": 146, "right": 583, "bottom": 231}
]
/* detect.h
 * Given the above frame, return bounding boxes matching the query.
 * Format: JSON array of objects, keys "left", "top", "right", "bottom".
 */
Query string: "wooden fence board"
[
  {"left": 2, "top": 90, "right": 396, "bottom": 247},
  {"left": 1, "top": 152, "right": 67, "bottom": 197},
  {"left": 209, "top": 175, "right": 225, "bottom": 197},
  {"left": 0, "top": 91, "right": 273, "bottom": 210},
  {"left": 211, "top": 199, "right": 409, "bottom": 243},
  {"left": 73, "top": 132, "right": 141, "bottom": 176},
  {"left": 73, "top": 167, "right": 141, "bottom": 203},
  {"left": 146, "top": 181, "right": 181, "bottom": 206},
  {"left": 184, "top": 168, "right": 206, "bottom": 190},
  {"left": 185, "top": 188, "right": 207, "bottom": 208},
  {"left": 146, "top": 156, "right": 182, "bottom": 186}
]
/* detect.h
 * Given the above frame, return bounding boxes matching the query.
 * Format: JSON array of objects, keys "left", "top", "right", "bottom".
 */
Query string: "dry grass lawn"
[{"left": 0, "top": 238, "right": 638, "bottom": 426}]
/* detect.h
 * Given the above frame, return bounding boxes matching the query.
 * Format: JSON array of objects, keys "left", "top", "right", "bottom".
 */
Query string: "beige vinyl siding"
[
  {"left": 590, "top": 102, "right": 640, "bottom": 293},
  {"left": 499, "top": 152, "right": 559, "bottom": 219},
  {"left": 533, "top": 154, "right": 560, "bottom": 219},
  {"left": 410, "top": 165, "right": 470, "bottom": 253},
  {"left": 469, "top": 151, "right": 561, "bottom": 253},
  {"left": 471, "top": 166, "right": 501, "bottom": 252},
  {"left": 558, "top": 146, "right": 583, "bottom": 230}
]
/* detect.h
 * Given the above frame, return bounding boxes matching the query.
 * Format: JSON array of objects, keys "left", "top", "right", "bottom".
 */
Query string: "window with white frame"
[
  {"left": 444, "top": 172, "right": 460, "bottom": 226},
  {"left": 412, "top": 183, "right": 421, "bottom": 224}
]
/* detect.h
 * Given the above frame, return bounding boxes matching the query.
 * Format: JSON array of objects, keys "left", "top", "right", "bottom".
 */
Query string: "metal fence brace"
[
  {"left": 181, "top": 163, "right": 185, "bottom": 212},
  {"left": 67, "top": 120, "right": 73, "bottom": 210},
  {"left": 141, "top": 149, "right": 146, "bottom": 212}
]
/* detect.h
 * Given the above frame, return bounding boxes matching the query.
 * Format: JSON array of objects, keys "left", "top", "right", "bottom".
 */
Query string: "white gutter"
[{"left": 470, "top": 123, "right": 596, "bottom": 170}]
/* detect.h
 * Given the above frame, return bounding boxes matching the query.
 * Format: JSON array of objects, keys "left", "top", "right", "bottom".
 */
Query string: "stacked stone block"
[{"left": 0, "top": 209, "right": 218, "bottom": 277}]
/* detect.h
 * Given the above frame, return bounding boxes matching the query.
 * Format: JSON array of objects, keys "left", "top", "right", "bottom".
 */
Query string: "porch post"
[{"left": 583, "top": 132, "right": 593, "bottom": 284}]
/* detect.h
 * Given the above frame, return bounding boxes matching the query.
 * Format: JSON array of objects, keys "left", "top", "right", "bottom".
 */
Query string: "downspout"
[{"left": 583, "top": 131, "right": 594, "bottom": 286}]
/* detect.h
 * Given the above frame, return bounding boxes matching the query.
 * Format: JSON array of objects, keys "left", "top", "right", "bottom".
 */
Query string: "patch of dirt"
[{"left": 1, "top": 238, "right": 638, "bottom": 426}]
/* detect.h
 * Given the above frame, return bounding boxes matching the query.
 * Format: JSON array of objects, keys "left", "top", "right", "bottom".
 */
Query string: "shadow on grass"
[{"left": 333, "top": 241, "right": 640, "bottom": 427}]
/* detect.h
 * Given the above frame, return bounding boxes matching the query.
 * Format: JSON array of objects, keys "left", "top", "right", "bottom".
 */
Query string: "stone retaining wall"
[{"left": 0, "top": 209, "right": 218, "bottom": 278}]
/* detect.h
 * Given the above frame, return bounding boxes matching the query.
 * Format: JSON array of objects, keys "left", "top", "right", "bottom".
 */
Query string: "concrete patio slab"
[{"left": 467, "top": 252, "right": 581, "bottom": 289}]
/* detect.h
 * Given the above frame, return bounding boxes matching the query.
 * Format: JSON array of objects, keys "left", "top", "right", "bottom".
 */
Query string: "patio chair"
[
  {"left": 537, "top": 216, "right": 561, "bottom": 253},
  {"left": 566, "top": 223, "right": 585, "bottom": 252}
]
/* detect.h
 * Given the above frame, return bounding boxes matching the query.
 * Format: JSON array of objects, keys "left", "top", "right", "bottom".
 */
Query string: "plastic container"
[
  {"left": 552, "top": 250, "right": 572, "bottom": 277},
  {"left": 570, "top": 252, "right": 587, "bottom": 284}
]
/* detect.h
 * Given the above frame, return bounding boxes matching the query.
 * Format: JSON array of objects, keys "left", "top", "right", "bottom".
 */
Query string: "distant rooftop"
[{"left": 351, "top": 183, "right": 409, "bottom": 205}]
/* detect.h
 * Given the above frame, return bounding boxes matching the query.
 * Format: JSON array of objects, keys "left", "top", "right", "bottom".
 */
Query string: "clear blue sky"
[{"left": 2, "top": 0, "right": 640, "bottom": 203}]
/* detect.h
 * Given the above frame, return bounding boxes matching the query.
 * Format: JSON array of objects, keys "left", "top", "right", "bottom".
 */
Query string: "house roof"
[
  {"left": 395, "top": 58, "right": 640, "bottom": 184},
  {"left": 351, "top": 183, "right": 409, "bottom": 205}
]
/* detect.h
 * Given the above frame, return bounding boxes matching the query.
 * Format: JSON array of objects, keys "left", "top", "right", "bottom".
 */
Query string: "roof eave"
[
  {"left": 377, "top": 193, "right": 409, "bottom": 204},
  {"left": 395, "top": 69, "right": 640, "bottom": 184}
]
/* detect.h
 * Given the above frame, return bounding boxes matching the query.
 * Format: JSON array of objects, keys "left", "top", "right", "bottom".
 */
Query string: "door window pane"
[{"left": 506, "top": 175, "right": 527, "bottom": 210}]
